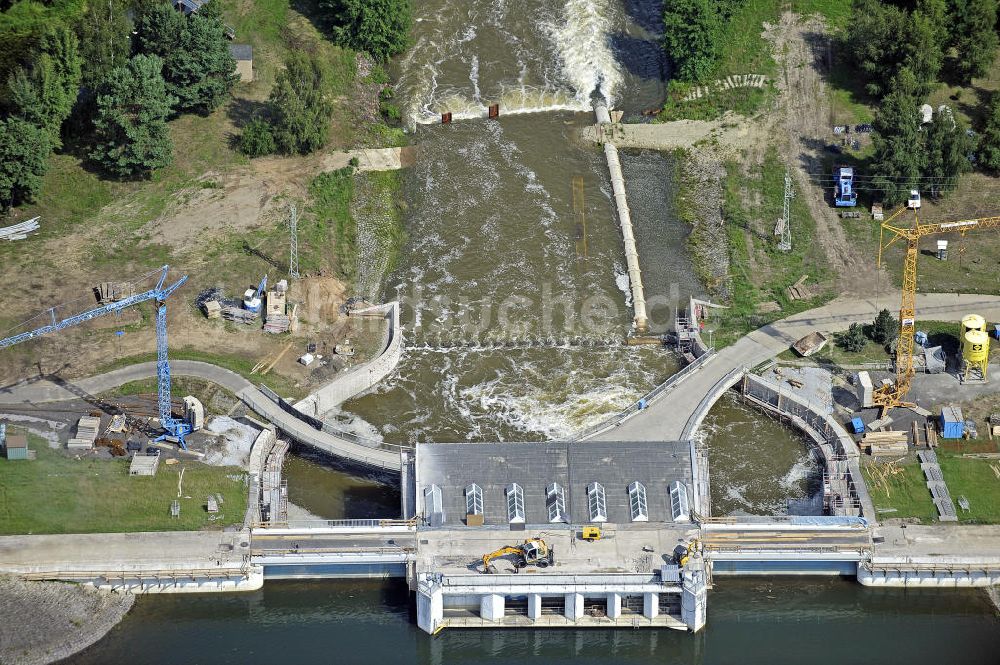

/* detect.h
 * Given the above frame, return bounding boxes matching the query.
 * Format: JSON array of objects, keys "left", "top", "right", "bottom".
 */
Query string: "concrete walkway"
[
  {"left": 0, "top": 360, "right": 401, "bottom": 472},
  {"left": 593, "top": 293, "right": 1000, "bottom": 442}
]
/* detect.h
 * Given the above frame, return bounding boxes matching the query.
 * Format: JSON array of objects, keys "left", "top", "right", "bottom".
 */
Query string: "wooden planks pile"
[
  {"left": 911, "top": 420, "right": 937, "bottom": 448},
  {"left": 95, "top": 281, "right": 137, "bottom": 303},
  {"left": 785, "top": 275, "right": 813, "bottom": 301},
  {"left": 0, "top": 216, "right": 40, "bottom": 241},
  {"left": 68, "top": 415, "right": 101, "bottom": 449},
  {"left": 862, "top": 430, "right": 909, "bottom": 455},
  {"left": 222, "top": 306, "right": 258, "bottom": 325}
]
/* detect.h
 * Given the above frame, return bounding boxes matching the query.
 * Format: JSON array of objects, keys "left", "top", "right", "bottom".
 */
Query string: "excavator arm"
[{"left": 482, "top": 546, "right": 523, "bottom": 569}]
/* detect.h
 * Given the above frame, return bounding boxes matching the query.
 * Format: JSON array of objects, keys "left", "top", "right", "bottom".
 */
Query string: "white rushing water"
[{"left": 400, "top": 0, "right": 623, "bottom": 125}]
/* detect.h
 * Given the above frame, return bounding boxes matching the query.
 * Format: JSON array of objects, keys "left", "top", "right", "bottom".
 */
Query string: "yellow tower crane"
[{"left": 874, "top": 208, "right": 1000, "bottom": 412}]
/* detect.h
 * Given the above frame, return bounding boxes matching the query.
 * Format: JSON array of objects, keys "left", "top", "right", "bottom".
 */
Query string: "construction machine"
[
  {"left": 481, "top": 538, "right": 554, "bottom": 574},
  {"left": 874, "top": 206, "right": 1000, "bottom": 412},
  {"left": 673, "top": 539, "right": 701, "bottom": 567}
]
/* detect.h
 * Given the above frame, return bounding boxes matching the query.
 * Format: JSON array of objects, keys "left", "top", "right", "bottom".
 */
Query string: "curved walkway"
[
  {"left": 591, "top": 293, "right": 1000, "bottom": 442},
  {"left": 0, "top": 360, "right": 400, "bottom": 472}
]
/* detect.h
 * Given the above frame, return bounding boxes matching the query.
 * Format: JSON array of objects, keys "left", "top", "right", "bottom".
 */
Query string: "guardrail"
[
  {"left": 680, "top": 366, "right": 744, "bottom": 441},
  {"left": 567, "top": 349, "right": 717, "bottom": 441},
  {"left": 257, "top": 518, "right": 417, "bottom": 530}
]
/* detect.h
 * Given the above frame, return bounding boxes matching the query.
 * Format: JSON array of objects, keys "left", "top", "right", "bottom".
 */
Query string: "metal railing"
[{"left": 564, "top": 349, "right": 717, "bottom": 441}]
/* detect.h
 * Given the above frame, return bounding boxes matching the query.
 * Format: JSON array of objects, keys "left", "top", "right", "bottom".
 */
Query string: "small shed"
[
  {"left": 173, "top": 0, "right": 207, "bottom": 15},
  {"left": 129, "top": 452, "right": 160, "bottom": 476},
  {"left": 940, "top": 406, "right": 965, "bottom": 439},
  {"left": 3, "top": 433, "right": 28, "bottom": 460},
  {"left": 230, "top": 44, "right": 253, "bottom": 83}
]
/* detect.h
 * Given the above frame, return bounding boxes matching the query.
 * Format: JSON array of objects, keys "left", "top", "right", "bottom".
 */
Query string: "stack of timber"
[
  {"left": 911, "top": 420, "right": 938, "bottom": 448},
  {"left": 222, "top": 306, "right": 258, "bottom": 325},
  {"left": 68, "top": 415, "right": 101, "bottom": 449},
  {"left": 202, "top": 300, "right": 222, "bottom": 319},
  {"left": 95, "top": 281, "right": 137, "bottom": 303},
  {"left": 263, "top": 280, "right": 294, "bottom": 334},
  {"left": 0, "top": 216, "right": 39, "bottom": 241},
  {"left": 785, "top": 275, "right": 813, "bottom": 301},
  {"left": 862, "top": 430, "right": 909, "bottom": 456}
]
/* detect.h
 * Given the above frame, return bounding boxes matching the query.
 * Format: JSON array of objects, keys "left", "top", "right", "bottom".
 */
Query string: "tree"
[
  {"left": 7, "top": 27, "right": 81, "bottom": 148},
  {"left": 76, "top": 0, "right": 131, "bottom": 89},
  {"left": 134, "top": 6, "right": 237, "bottom": 115},
  {"left": 90, "top": 55, "right": 176, "bottom": 178},
  {"left": 319, "top": 0, "right": 412, "bottom": 61},
  {"left": 662, "top": 0, "right": 721, "bottom": 82},
  {"left": 845, "top": 0, "right": 942, "bottom": 98},
  {"left": 133, "top": 4, "right": 186, "bottom": 59},
  {"left": 870, "top": 70, "right": 925, "bottom": 205},
  {"left": 837, "top": 323, "right": 868, "bottom": 353},
  {"left": 870, "top": 309, "right": 899, "bottom": 345},
  {"left": 0, "top": 117, "right": 50, "bottom": 209},
  {"left": 978, "top": 91, "right": 1000, "bottom": 171},
  {"left": 239, "top": 117, "right": 276, "bottom": 157},
  {"left": 951, "top": 0, "right": 999, "bottom": 83},
  {"left": 269, "top": 53, "right": 332, "bottom": 154},
  {"left": 924, "top": 109, "right": 974, "bottom": 197}
]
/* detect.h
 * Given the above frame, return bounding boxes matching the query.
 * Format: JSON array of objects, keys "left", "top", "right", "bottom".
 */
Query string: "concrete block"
[
  {"left": 528, "top": 593, "right": 542, "bottom": 620},
  {"left": 417, "top": 582, "right": 443, "bottom": 634},
  {"left": 643, "top": 592, "right": 659, "bottom": 619},
  {"left": 564, "top": 592, "right": 584, "bottom": 621},
  {"left": 480, "top": 594, "right": 505, "bottom": 622},
  {"left": 606, "top": 592, "right": 622, "bottom": 619}
]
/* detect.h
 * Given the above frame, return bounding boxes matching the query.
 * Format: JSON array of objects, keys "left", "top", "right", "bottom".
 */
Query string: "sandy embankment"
[{"left": 0, "top": 577, "right": 134, "bottom": 665}]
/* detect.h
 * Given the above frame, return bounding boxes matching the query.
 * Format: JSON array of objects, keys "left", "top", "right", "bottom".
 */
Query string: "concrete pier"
[{"left": 594, "top": 103, "right": 648, "bottom": 333}]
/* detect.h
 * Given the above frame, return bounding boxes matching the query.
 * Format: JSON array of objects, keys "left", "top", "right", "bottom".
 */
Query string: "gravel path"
[{"left": 0, "top": 577, "right": 134, "bottom": 665}]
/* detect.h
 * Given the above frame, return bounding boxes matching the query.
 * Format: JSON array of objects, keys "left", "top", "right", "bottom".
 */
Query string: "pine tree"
[
  {"left": 7, "top": 27, "right": 81, "bottom": 148},
  {"left": 662, "top": 0, "right": 722, "bottom": 82},
  {"left": 870, "top": 309, "right": 899, "bottom": 345},
  {"left": 978, "top": 91, "right": 1000, "bottom": 171},
  {"left": 924, "top": 109, "right": 974, "bottom": 197},
  {"left": 269, "top": 53, "right": 332, "bottom": 155},
  {"left": 951, "top": 0, "right": 999, "bottom": 83},
  {"left": 870, "top": 70, "right": 925, "bottom": 205},
  {"left": 0, "top": 117, "right": 50, "bottom": 209},
  {"left": 90, "top": 54, "right": 176, "bottom": 178},
  {"left": 134, "top": 5, "right": 237, "bottom": 114},
  {"left": 319, "top": 0, "right": 412, "bottom": 61}
]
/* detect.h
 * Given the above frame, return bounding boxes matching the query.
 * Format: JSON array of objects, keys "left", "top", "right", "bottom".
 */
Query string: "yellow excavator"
[
  {"left": 674, "top": 539, "right": 700, "bottom": 567},
  {"left": 481, "top": 538, "right": 554, "bottom": 574}
]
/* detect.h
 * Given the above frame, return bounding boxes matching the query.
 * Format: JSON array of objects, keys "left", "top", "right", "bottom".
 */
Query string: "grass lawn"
[
  {"left": 776, "top": 320, "right": 963, "bottom": 366},
  {"left": 705, "top": 147, "right": 834, "bottom": 347},
  {"left": 863, "top": 458, "right": 939, "bottom": 523},
  {"left": 939, "top": 452, "right": 1000, "bottom": 523},
  {"left": 0, "top": 434, "right": 247, "bottom": 535}
]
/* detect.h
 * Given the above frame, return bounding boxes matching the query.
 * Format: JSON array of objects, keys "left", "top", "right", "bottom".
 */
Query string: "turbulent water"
[{"left": 700, "top": 394, "right": 823, "bottom": 516}]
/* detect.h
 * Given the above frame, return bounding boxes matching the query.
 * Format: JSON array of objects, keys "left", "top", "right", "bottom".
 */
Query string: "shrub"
[{"left": 240, "top": 118, "right": 276, "bottom": 157}]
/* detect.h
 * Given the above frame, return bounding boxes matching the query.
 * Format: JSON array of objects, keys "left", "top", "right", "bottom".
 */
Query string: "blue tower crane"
[{"left": 0, "top": 266, "right": 193, "bottom": 449}]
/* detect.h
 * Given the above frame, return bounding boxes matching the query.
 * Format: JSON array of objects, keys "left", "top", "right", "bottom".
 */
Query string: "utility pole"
[
  {"left": 777, "top": 170, "right": 794, "bottom": 252},
  {"left": 289, "top": 204, "right": 299, "bottom": 279}
]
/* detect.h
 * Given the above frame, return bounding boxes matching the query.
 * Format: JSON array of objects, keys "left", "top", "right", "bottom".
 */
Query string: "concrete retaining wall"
[
  {"left": 296, "top": 302, "right": 402, "bottom": 418},
  {"left": 594, "top": 104, "right": 647, "bottom": 333},
  {"left": 740, "top": 373, "right": 875, "bottom": 519}
]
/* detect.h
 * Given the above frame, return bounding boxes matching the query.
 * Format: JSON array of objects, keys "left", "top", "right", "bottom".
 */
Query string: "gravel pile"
[{"left": 0, "top": 577, "right": 134, "bottom": 665}]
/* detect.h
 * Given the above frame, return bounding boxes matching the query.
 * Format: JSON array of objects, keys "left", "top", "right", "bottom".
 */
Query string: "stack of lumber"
[
  {"left": 911, "top": 420, "right": 937, "bottom": 448},
  {"left": 68, "top": 415, "right": 101, "bottom": 449},
  {"left": 264, "top": 315, "right": 290, "bottom": 333},
  {"left": 862, "top": 430, "right": 909, "bottom": 455},
  {"left": 785, "top": 275, "right": 813, "bottom": 301},
  {"left": 202, "top": 300, "right": 222, "bottom": 319},
  {"left": 222, "top": 306, "right": 258, "bottom": 324},
  {"left": 0, "top": 216, "right": 39, "bottom": 241}
]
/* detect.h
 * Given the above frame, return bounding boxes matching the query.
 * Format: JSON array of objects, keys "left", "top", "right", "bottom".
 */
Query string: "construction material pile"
[
  {"left": 68, "top": 416, "right": 100, "bottom": 449},
  {"left": 0, "top": 217, "right": 39, "bottom": 241},
  {"left": 94, "top": 282, "right": 137, "bottom": 304}
]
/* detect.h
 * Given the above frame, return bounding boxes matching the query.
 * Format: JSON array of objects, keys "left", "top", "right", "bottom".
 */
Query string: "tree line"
[{"left": 0, "top": 0, "right": 413, "bottom": 210}]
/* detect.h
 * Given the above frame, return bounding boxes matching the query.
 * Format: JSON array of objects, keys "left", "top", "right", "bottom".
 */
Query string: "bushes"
[
  {"left": 837, "top": 323, "right": 868, "bottom": 353},
  {"left": 0, "top": 117, "right": 50, "bottom": 209},
  {"left": 319, "top": 0, "right": 411, "bottom": 61},
  {"left": 239, "top": 118, "right": 276, "bottom": 157}
]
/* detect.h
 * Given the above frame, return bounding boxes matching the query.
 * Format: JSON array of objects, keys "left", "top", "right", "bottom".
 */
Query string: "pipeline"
[{"left": 594, "top": 102, "right": 648, "bottom": 333}]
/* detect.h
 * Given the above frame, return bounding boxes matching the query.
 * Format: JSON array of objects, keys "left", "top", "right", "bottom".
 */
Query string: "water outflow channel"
[{"left": 339, "top": 0, "right": 682, "bottom": 444}]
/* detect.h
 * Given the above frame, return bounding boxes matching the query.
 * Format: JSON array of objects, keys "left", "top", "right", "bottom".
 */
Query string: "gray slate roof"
[
  {"left": 229, "top": 44, "right": 253, "bottom": 61},
  {"left": 416, "top": 440, "right": 693, "bottom": 526}
]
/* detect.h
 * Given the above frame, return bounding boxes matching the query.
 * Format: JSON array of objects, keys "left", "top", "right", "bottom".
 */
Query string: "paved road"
[
  {"left": 594, "top": 293, "right": 1000, "bottom": 442},
  {"left": 701, "top": 529, "right": 871, "bottom": 552},
  {"left": 0, "top": 360, "right": 401, "bottom": 472},
  {"left": 251, "top": 532, "right": 414, "bottom": 554}
]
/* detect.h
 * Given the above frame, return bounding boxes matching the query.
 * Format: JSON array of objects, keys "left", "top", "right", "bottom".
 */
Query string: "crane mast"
[{"left": 874, "top": 211, "right": 1000, "bottom": 411}]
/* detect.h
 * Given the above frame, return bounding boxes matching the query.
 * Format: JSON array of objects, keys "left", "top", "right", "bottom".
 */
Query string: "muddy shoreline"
[{"left": 0, "top": 577, "right": 134, "bottom": 665}]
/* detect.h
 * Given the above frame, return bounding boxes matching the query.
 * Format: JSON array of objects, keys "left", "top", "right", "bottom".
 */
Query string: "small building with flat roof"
[
  {"left": 3, "top": 433, "right": 29, "bottom": 460},
  {"left": 229, "top": 44, "right": 253, "bottom": 82}
]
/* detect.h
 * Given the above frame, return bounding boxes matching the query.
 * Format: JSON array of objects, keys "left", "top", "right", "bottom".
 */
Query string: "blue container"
[
  {"left": 851, "top": 417, "right": 865, "bottom": 434},
  {"left": 940, "top": 406, "right": 965, "bottom": 439}
]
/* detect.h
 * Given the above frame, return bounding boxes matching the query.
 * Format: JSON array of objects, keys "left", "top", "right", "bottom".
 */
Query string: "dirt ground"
[{"left": 763, "top": 12, "right": 888, "bottom": 295}]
